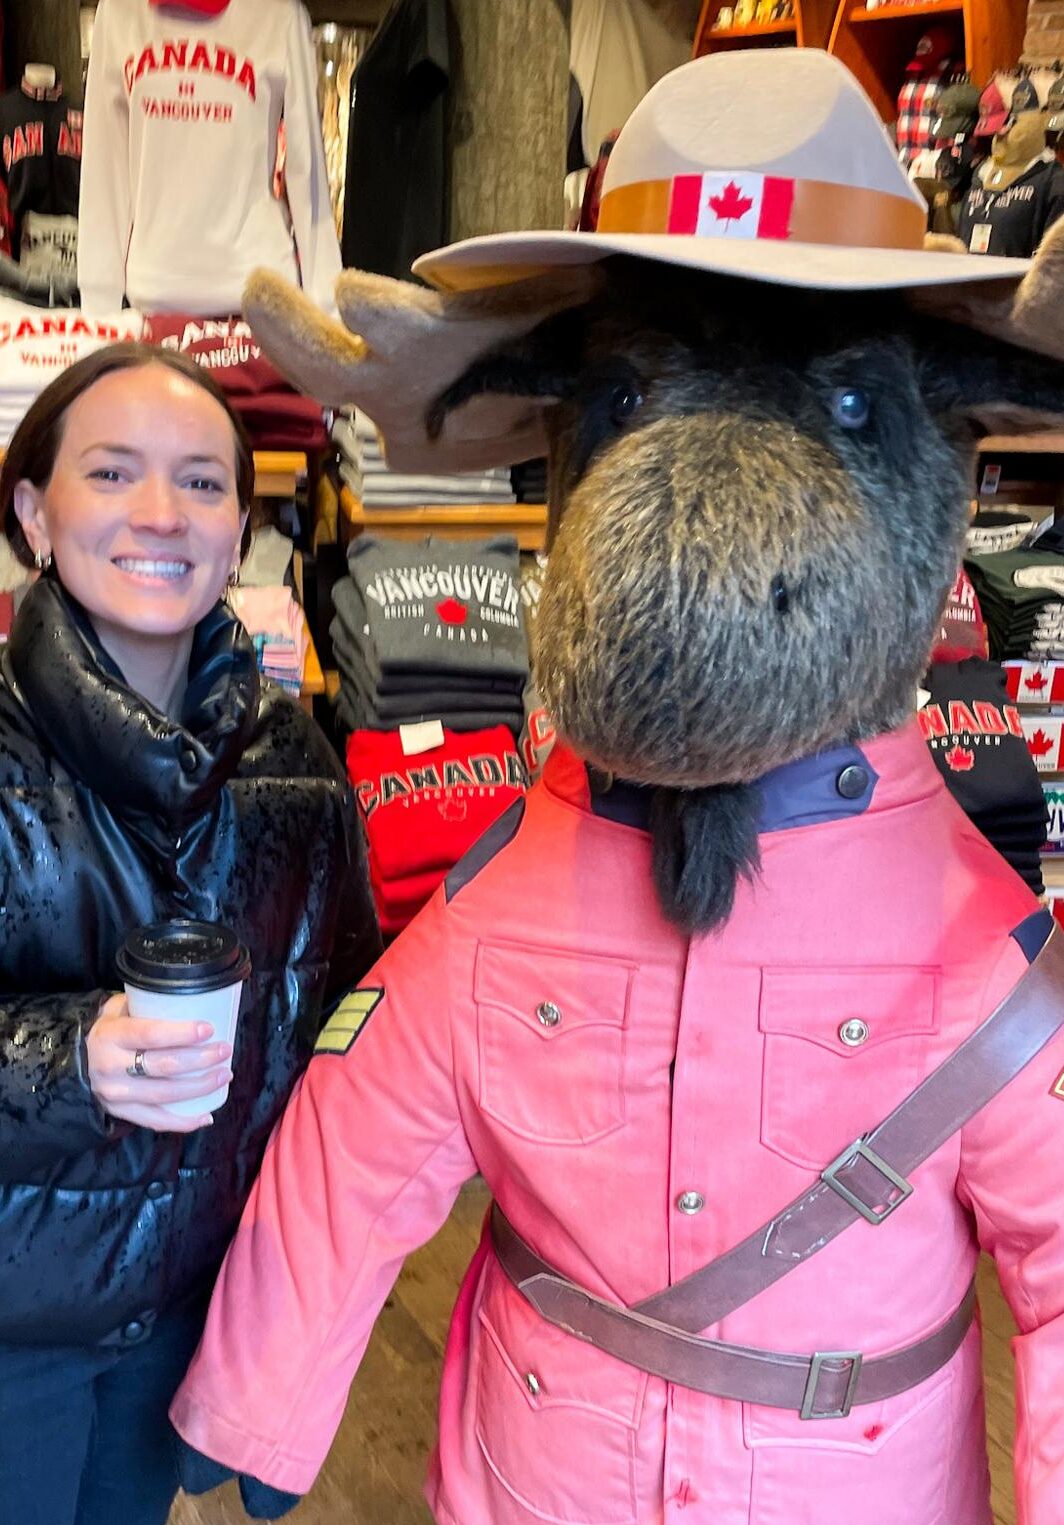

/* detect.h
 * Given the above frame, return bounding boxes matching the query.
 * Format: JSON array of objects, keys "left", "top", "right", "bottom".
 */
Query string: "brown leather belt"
[
  {"left": 492, "top": 1204, "right": 976, "bottom": 1419},
  {"left": 491, "top": 918, "right": 1064, "bottom": 1419}
]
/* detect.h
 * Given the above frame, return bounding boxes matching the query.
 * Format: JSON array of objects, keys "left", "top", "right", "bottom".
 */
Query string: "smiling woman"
[
  {"left": 4, "top": 344, "right": 255, "bottom": 716},
  {"left": 0, "top": 344, "right": 378, "bottom": 1525}
]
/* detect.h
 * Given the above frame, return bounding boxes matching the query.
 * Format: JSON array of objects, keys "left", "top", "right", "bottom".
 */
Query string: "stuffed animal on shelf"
[{"left": 172, "top": 48, "right": 1064, "bottom": 1525}]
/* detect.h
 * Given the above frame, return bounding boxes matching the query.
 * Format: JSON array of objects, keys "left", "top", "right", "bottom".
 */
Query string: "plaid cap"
[{"left": 976, "top": 79, "right": 1009, "bottom": 137}]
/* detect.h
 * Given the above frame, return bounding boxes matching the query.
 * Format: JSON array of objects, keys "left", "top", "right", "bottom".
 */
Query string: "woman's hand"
[{"left": 87, "top": 993, "right": 234, "bottom": 1133}]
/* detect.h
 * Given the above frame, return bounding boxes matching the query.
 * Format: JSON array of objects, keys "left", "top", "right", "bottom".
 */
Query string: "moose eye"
[
  {"left": 832, "top": 387, "right": 871, "bottom": 431},
  {"left": 609, "top": 383, "right": 644, "bottom": 427}
]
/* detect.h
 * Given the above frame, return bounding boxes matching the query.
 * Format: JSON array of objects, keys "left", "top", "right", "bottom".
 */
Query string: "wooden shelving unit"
[
  {"left": 252, "top": 450, "right": 307, "bottom": 501},
  {"left": 828, "top": 0, "right": 1028, "bottom": 123},
  {"left": 338, "top": 489, "right": 547, "bottom": 553},
  {"left": 693, "top": 0, "right": 836, "bottom": 54}
]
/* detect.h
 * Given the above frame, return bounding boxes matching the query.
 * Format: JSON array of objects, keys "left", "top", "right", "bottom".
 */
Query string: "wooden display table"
[
  {"left": 253, "top": 451, "right": 306, "bottom": 499},
  {"left": 338, "top": 488, "right": 548, "bottom": 552},
  {"left": 300, "top": 613, "right": 324, "bottom": 714}
]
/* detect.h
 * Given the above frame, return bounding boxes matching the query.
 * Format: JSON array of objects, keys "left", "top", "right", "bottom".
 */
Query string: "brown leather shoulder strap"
[{"left": 633, "top": 917, "right": 1064, "bottom": 1333}]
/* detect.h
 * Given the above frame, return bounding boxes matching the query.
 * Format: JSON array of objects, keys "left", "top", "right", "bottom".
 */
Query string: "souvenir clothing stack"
[
  {"left": 332, "top": 410, "right": 515, "bottom": 508},
  {"left": 964, "top": 549, "right": 1064, "bottom": 661},
  {"left": 0, "top": 297, "right": 143, "bottom": 446},
  {"left": 347, "top": 724, "right": 527, "bottom": 935},
  {"left": 920, "top": 656, "right": 1047, "bottom": 893},
  {"left": 329, "top": 535, "right": 528, "bottom": 738},
  {"left": 228, "top": 585, "right": 307, "bottom": 697},
  {"left": 143, "top": 314, "right": 327, "bottom": 450}
]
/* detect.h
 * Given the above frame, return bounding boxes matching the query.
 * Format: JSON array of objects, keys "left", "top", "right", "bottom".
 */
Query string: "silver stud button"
[
  {"left": 838, "top": 1018, "right": 869, "bottom": 1047},
  {"left": 536, "top": 1001, "right": 562, "bottom": 1028},
  {"left": 677, "top": 1191, "right": 705, "bottom": 1215},
  {"left": 524, "top": 1371, "right": 541, "bottom": 1396}
]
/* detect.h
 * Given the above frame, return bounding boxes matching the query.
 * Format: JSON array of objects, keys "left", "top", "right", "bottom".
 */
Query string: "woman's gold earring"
[{"left": 34, "top": 548, "right": 52, "bottom": 572}]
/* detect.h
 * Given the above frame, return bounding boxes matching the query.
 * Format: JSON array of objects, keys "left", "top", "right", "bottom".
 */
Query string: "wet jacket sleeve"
[
  {"left": 956, "top": 931, "right": 1064, "bottom": 1525},
  {"left": 169, "top": 895, "right": 477, "bottom": 1495},
  {"left": 0, "top": 991, "right": 120, "bottom": 1174}
]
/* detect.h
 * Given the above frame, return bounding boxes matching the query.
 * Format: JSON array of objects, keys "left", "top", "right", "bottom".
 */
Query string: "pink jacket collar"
[{"left": 543, "top": 720, "right": 939, "bottom": 835}]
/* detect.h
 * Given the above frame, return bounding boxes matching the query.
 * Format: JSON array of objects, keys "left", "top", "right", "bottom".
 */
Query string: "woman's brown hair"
[{"left": 0, "top": 342, "right": 257, "bottom": 567}]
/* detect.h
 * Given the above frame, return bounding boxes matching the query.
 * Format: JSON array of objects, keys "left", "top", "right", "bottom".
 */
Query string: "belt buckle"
[
  {"left": 821, "top": 1137, "right": 913, "bottom": 1225},
  {"left": 800, "top": 1349, "right": 863, "bottom": 1420}
]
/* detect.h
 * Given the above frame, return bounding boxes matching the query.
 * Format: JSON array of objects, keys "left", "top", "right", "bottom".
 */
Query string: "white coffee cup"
[{"left": 116, "top": 920, "right": 251, "bottom": 1116}]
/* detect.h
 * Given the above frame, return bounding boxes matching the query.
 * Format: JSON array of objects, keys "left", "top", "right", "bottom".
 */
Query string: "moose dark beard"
[{"left": 649, "top": 783, "right": 762, "bottom": 934}]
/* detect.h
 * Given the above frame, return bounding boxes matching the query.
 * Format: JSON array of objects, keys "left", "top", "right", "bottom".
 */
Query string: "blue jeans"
[{"left": 0, "top": 1307, "right": 204, "bottom": 1525}]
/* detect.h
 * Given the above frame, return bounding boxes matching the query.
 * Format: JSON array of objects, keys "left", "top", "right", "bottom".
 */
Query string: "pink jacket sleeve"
[
  {"left": 170, "top": 896, "right": 477, "bottom": 1495},
  {"left": 957, "top": 932, "right": 1064, "bottom": 1525}
]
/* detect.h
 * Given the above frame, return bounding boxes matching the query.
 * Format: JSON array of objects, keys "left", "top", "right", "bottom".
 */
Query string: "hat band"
[{"left": 598, "top": 172, "right": 926, "bottom": 251}]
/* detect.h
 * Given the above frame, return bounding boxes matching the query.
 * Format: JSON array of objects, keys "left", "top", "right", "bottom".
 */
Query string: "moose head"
[{"left": 245, "top": 51, "right": 1064, "bottom": 932}]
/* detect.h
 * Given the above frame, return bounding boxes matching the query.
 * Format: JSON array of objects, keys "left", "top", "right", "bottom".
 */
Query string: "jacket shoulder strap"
[{"left": 633, "top": 913, "right": 1064, "bottom": 1332}]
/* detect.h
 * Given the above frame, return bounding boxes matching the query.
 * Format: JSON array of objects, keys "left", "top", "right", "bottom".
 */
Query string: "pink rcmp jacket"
[{"left": 171, "top": 721, "right": 1064, "bottom": 1525}]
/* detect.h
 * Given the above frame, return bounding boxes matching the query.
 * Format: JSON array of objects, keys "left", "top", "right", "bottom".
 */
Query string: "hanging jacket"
[
  {"left": 0, "top": 576, "right": 379, "bottom": 1348},
  {"left": 172, "top": 723, "right": 1064, "bottom": 1524}
]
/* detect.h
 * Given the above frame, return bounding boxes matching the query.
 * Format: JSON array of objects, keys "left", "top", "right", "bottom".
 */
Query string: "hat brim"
[{"left": 414, "top": 230, "right": 1028, "bottom": 295}]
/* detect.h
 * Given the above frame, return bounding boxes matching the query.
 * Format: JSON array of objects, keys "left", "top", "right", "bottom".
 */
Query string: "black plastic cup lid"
[{"left": 116, "top": 920, "right": 251, "bottom": 995}]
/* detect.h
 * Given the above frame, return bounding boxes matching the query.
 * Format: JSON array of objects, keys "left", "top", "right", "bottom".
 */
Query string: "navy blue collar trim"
[{"left": 588, "top": 743, "right": 879, "bottom": 834}]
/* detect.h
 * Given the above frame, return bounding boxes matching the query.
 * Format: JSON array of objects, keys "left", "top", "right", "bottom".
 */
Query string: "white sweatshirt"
[{"left": 78, "top": 0, "right": 340, "bottom": 316}]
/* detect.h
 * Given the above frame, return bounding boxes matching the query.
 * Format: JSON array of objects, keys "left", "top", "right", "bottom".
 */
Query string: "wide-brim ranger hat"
[{"left": 415, "top": 51, "right": 1028, "bottom": 295}]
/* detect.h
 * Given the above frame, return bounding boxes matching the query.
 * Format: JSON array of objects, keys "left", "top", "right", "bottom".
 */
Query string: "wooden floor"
[{"left": 170, "top": 1181, "right": 1019, "bottom": 1525}]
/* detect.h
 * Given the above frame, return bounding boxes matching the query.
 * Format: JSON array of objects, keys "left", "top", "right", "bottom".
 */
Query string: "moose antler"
[
  {"left": 909, "top": 216, "right": 1064, "bottom": 364},
  {"left": 243, "top": 265, "right": 598, "bottom": 473}
]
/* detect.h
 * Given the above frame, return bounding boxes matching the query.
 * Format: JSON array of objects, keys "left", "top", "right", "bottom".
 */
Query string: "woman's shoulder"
[{"left": 239, "top": 683, "right": 347, "bottom": 789}]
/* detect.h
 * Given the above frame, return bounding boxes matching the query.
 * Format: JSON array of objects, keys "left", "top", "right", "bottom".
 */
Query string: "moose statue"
[{"left": 172, "top": 49, "right": 1064, "bottom": 1525}]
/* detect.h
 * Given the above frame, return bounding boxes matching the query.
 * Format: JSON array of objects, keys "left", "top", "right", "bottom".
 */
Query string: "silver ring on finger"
[{"left": 127, "top": 1049, "right": 149, "bottom": 1079}]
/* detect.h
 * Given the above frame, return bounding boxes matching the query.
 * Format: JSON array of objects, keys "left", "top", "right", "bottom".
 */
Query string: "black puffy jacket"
[{"left": 0, "top": 578, "right": 379, "bottom": 1347}]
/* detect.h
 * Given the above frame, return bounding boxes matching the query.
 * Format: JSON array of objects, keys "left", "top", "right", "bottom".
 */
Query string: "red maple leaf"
[
  {"left": 1029, "top": 728, "right": 1056, "bottom": 758},
  {"left": 708, "top": 180, "right": 754, "bottom": 227},
  {"left": 1026, "top": 672, "right": 1049, "bottom": 692},
  {"left": 944, "top": 745, "right": 975, "bottom": 773},
  {"left": 438, "top": 797, "right": 468, "bottom": 822},
  {"left": 436, "top": 597, "right": 468, "bottom": 626}
]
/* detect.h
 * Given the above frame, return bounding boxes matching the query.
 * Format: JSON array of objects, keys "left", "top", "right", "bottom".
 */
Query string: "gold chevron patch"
[{"left": 315, "top": 988, "right": 384, "bottom": 1055}]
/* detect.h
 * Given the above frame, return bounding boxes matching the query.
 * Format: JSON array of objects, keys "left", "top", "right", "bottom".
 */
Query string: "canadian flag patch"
[{"left": 668, "top": 171, "right": 794, "bottom": 241}]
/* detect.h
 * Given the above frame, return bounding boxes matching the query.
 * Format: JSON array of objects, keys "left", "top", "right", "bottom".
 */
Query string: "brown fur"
[{"left": 241, "top": 225, "right": 1064, "bottom": 931}]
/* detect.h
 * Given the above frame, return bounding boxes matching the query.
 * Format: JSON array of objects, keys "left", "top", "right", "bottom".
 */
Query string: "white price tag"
[
  {"left": 400, "top": 720, "right": 445, "bottom": 756},
  {"left": 969, "top": 223, "right": 992, "bottom": 254}
]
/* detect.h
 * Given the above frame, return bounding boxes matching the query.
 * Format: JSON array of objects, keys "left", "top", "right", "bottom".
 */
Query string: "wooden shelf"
[
  {"left": 829, "top": 0, "right": 1027, "bottom": 123},
  {"left": 979, "top": 434, "right": 1064, "bottom": 456},
  {"left": 849, "top": 1, "right": 962, "bottom": 20},
  {"left": 693, "top": 0, "right": 835, "bottom": 53},
  {"left": 702, "top": 19, "right": 797, "bottom": 39},
  {"left": 339, "top": 489, "right": 547, "bottom": 551},
  {"left": 253, "top": 451, "right": 307, "bottom": 500}
]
